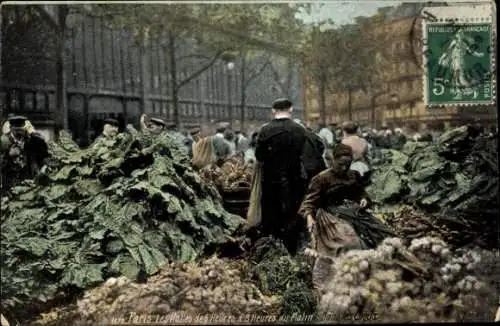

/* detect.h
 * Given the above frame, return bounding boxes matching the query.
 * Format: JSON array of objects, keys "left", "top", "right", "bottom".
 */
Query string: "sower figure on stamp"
[
  {"left": 251, "top": 98, "right": 309, "bottom": 255},
  {"left": 438, "top": 29, "right": 484, "bottom": 99}
]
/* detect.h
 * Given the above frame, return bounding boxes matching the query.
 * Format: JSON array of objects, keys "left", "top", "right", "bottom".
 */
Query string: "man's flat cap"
[
  {"left": 216, "top": 122, "right": 228, "bottom": 132},
  {"left": 104, "top": 118, "right": 120, "bottom": 127},
  {"left": 150, "top": 117, "right": 167, "bottom": 127},
  {"left": 342, "top": 121, "right": 358, "bottom": 131},
  {"left": 190, "top": 127, "right": 201, "bottom": 136},
  {"left": 8, "top": 115, "right": 28, "bottom": 127},
  {"left": 272, "top": 98, "right": 293, "bottom": 110}
]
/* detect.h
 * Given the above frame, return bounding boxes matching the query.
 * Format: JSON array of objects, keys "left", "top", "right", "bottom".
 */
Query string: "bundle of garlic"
[
  {"left": 33, "top": 257, "right": 281, "bottom": 326},
  {"left": 318, "top": 237, "right": 498, "bottom": 323}
]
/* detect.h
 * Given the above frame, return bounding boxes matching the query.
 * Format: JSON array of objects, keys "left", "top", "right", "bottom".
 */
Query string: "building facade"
[
  {"left": 302, "top": 2, "right": 497, "bottom": 131},
  {"left": 1, "top": 5, "right": 303, "bottom": 142}
]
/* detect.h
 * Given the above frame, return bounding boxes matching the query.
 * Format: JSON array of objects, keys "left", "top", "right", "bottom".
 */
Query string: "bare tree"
[{"left": 236, "top": 52, "right": 271, "bottom": 131}]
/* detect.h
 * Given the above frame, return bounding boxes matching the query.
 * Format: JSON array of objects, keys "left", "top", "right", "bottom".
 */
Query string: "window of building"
[
  {"left": 399, "top": 62, "right": 406, "bottom": 74},
  {"left": 408, "top": 80, "right": 414, "bottom": 91},
  {"left": 401, "top": 41, "right": 410, "bottom": 52},
  {"left": 406, "top": 62, "right": 412, "bottom": 75},
  {"left": 36, "top": 92, "right": 46, "bottom": 111},
  {"left": 24, "top": 92, "right": 34, "bottom": 110}
]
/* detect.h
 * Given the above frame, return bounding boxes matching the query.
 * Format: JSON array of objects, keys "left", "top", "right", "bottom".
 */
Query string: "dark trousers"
[{"left": 261, "top": 210, "right": 307, "bottom": 256}]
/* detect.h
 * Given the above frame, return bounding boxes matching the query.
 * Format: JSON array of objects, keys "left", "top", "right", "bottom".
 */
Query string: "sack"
[
  {"left": 191, "top": 136, "right": 213, "bottom": 169},
  {"left": 313, "top": 208, "right": 363, "bottom": 257},
  {"left": 246, "top": 161, "right": 263, "bottom": 228}
]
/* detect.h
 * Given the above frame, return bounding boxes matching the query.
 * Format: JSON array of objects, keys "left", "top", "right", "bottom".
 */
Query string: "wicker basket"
[{"left": 222, "top": 186, "right": 251, "bottom": 218}]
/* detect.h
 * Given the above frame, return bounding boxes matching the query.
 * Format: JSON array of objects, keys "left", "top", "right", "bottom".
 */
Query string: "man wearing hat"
[
  {"left": 214, "top": 122, "right": 229, "bottom": 139},
  {"left": 234, "top": 130, "right": 249, "bottom": 153},
  {"left": 341, "top": 121, "right": 368, "bottom": 162},
  {"left": 253, "top": 98, "right": 309, "bottom": 255},
  {"left": 340, "top": 121, "right": 371, "bottom": 183},
  {"left": 1, "top": 115, "right": 48, "bottom": 194},
  {"left": 139, "top": 114, "right": 168, "bottom": 135},
  {"left": 148, "top": 117, "right": 167, "bottom": 135},
  {"left": 166, "top": 122, "right": 192, "bottom": 155},
  {"left": 318, "top": 123, "right": 334, "bottom": 150},
  {"left": 186, "top": 127, "right": 201, "bottom": 158},
  {"left": 97, "top": 117, "right": 120, "bottom": 141}
]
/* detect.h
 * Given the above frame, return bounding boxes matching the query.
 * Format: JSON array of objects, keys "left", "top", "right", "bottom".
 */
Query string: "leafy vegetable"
[{"left": 1, "top": 131, "right": 245, "bottom": 313}]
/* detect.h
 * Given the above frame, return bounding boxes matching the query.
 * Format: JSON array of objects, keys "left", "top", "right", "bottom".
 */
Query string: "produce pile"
[
  {"left": 367, "top": 126, "right": 498, "bottom": 248},
  {"left": 318, "top": 237, "right": 499, "bottom": 323},
  {"left": 198, "top": 153, "right": 253, "bottom": 191},
  {"left": 32, "top": 237, "right": 315, "bottom": 326},
  {"left": 1, "top": 132, "right": 245, "bottom": 321},
  {"left": 372, "top": 205, "right": 488, "bottom": 248},
  {"left": 33, "top": 257, "right": 281, "bottom": 326},
  {"left": 243, "top": 237, "right": 316, "bottom": 316}
]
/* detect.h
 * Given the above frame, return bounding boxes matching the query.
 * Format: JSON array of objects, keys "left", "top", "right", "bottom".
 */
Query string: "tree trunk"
[
  {"left": 285, "top": 57, "right": 293, "bottom": 99},
  {"left": 347, "top": 88, "right": 353, "bottom": 121},
  {"left": 55, "top": 6, "right": 69, "bottom": 131},
  {"left": 371, "top": 95, "right": 377, "bottom": 128},
  {"left": 227, "top": 72, "right": 233, "bottom": 129},
  {"left": 239, "top": 56, "right": 246, "bottom": 132},
  {"left": 318, "top": 70, "right": 326, "bottom": 125},
  {"left": 167, "top": 30, "right": 181, "bottom": 128},
  {"left": 138, "top": 29, "right": 147, "bottom": 115}
]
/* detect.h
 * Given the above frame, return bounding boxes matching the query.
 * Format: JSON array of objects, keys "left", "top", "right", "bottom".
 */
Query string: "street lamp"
[{"left": 227, "top": 61, "right": 235, "bottom": 129}]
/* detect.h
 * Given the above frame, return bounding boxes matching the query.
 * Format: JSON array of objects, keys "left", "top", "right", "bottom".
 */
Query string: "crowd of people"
[
  {"left": 1, "top": 100, "right": 499, "bottom": 304},
  {"left": 1, "top": 102, "right": 495, "bottom": 261}
]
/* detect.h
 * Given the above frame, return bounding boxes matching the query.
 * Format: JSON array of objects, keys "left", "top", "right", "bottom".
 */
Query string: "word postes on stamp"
[{"left": 422, "top": 5, "right": 496, "bottom": 107}]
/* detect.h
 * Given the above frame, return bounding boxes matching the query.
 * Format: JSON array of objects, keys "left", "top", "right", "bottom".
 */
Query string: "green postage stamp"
[{"left": 422, "top": 5, "right": 496, "bottom": 106}]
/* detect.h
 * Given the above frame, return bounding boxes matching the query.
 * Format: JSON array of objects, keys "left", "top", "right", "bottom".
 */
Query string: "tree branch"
[
  {"left": 162, "top": 11, "right": 298, "bottom": 57},
  {"left": 267, "top": 61, "right": 288, "bottom": 96},
  {"left": 32, "top": 5, "right": 59, "bottom": 30},
  {"left": 285, "top": 58, "right": 293, "bottom": 95},
  {"left": 243, "top": 59, "right": 271, "bottom": 91},
  {"left": 176, "top": 50, "right": 225, "bottom": 89},
  {"left": 178, "top": 54, "right": 212, "bottom": 62}
]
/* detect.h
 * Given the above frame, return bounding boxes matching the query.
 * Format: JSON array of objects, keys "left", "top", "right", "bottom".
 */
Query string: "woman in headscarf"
[
  {"left": 298, "top": 144, "right": 369, "bottom": 290},
  {"left": 299, "top": 143, "right": 369, "bottom": 236}
]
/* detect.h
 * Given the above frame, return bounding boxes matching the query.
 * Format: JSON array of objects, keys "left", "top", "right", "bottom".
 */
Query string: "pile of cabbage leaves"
[
  {"left": 368, "top": 126, "right": 498, "bottom": 248},
  {"left": 1, "top": 132, "right": 244, "bottom": 317}
]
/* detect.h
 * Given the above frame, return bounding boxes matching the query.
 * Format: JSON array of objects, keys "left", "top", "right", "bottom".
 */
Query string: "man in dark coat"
[
  {"left": 1, "top": 116, "right": 48, "bottom": 194},
  {"left": 255, "top": 98, "right": 309, "bottom": 255},
  {"left": 294, "top": 119, "right": 327, "bottom": 184}
]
